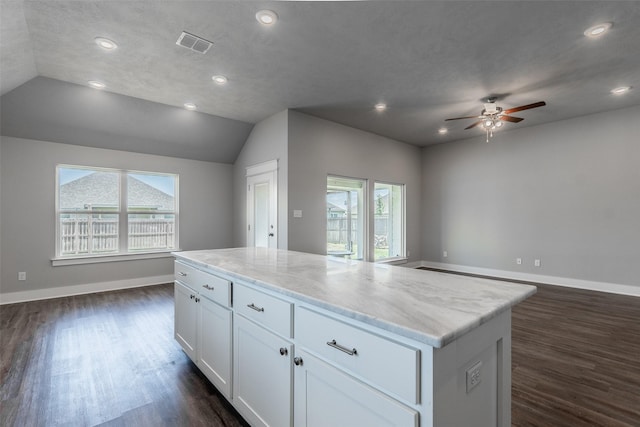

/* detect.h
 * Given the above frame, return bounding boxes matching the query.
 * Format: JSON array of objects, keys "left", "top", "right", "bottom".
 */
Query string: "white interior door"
[{"left": 247, "top": 161, "right": 277, "bottom": 248}]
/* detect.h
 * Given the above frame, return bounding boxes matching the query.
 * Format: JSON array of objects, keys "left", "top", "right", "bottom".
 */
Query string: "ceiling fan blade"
[
  {"left": 503, "top": 101, "right": 546, "bottom": 114},
  {"left": 445, "top": 115, "right": 481, "bottom": 121},
  {"left": 465, "top": 121, "right": 483, "bottom": 130},
  {"left": 499, "top": 115, "right": 524, "bottom": 123}
]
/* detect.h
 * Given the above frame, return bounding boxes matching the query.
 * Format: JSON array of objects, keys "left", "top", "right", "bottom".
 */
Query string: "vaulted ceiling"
[{"left": 1, "top": 1, "right": 639, "bottom": 162}]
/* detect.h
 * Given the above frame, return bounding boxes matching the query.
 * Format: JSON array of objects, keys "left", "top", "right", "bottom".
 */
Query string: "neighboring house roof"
[{"left": 60, "top": 172, "right": 174, "bottom": 211}]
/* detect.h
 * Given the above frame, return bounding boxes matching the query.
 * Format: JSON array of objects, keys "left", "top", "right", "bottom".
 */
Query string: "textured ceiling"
[{"left": 2, "top": 1, "right": 640, "bottom": 155}]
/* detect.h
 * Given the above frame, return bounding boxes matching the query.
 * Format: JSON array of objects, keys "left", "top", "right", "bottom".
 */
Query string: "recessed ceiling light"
[
  {"left": 374, "top": 103, "right": 387, "bottom": 112},
  {"left": 584, "top": 22, "right": 612, "bottom": 38},
  {"left": 256, "top": 10, "right": 278, "bottom": 25},
  {"left": 184, "top": 103, "right": 197, "bottom": 110},
  {"left": 611, "top": 86, "right": 632, "bottom": 95},
  {"left": 94, "top": 37, "right": 118, "bottom": 50},
  {"left": 438, "top": 128, "right": 448, "bottom": 135},
  {"left": 88, "top": 80, "right": 106, "bottom": 89},
  {"left": 212, "top": 75, "right": 228, "bottom": 85}
]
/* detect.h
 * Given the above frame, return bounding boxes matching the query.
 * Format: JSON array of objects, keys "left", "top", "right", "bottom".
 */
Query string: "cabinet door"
[
  {"left": 233, "top": 314, "right": 293, "bottom": 427},
  {"left": 174, "top": 281, "right": 197, "bottom": 361},
  {"left": 294, "top": 350, "right": 419, "bottom": 427},
  {"left": 198, "top": 296, "right": 233, "bottom": 399}
]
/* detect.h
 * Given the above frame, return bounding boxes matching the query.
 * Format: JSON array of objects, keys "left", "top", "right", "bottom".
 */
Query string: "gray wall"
[
  {"left": 421, "top": 105, "right": 640, "bottom": 287},
  {"left": 0, "top": 136, "right": 234, "bottom": 295},
  {"left": 232, "top": 110, "right": 288, "bottom": 248},
  {"left": 288, "top": 110, "right": 422, "bottom": 261}
]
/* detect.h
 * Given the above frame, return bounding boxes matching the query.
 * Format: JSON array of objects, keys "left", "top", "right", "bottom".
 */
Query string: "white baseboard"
[
  {"left": 411, "top": 261, "right": 640, "bottom": 297},
  {"left": 0, "top": 274, "right": 174, "bottom": 305}
]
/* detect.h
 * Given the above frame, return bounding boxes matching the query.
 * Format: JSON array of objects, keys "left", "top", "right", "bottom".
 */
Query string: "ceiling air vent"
[{"left": 176, "top": 31, "right": 212, "bottom": 54}]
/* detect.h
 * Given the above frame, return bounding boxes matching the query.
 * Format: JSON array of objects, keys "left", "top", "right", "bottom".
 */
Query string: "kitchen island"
[{"left": 173, "top": 247, "right": 536, "bottom": 427}]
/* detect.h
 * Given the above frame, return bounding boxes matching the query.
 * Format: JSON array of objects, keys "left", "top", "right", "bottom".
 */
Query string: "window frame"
[
  {"left": 373, "top": 181, "right": 406, "bottom": 262},
  {"left": 54, "top": 164, "right": 179, "bottom": 263},
  {"left": 326, "top": 175, "right": 368, "bottom": 260}
]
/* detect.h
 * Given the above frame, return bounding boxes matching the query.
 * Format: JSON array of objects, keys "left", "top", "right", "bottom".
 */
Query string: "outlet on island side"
[
  {"left": 516, "top": 257, "right": 522, "bottom": 265},
  {"left": 443, "top": 250, "right": 448, "bottom": 258},
  {"left": 18, "top": 272, "right": 26, "bottom": 281},
  {"left": 466, "top": 361, "right": 482, "bottom": 393},
  {"left": 534, "top": 259, "right": 541, "bottom": 267}
]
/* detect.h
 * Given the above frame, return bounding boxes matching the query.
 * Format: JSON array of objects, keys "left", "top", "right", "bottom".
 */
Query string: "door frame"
[{"left": 246, "top": 160, "right": 278, "bottom": 248}]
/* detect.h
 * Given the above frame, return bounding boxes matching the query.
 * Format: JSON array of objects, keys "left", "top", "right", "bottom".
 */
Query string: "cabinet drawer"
[
  {"left": 233, "top": 283, "right": 293, "bottom": 338},
  {"left": 174, "top": 261, "right": 231, "bottom": 307},
  {"left": 296, "top": 306, "right": 420, "bottom": 404}
]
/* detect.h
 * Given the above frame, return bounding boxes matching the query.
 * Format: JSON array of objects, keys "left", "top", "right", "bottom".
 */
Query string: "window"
[
  {"left": 374, "top": 182, "right": 405, "bottom": 261},
  {"left": 56, "top": 165, "right": 178, "bottom": 258},
  {"left": 326, "top": 176, "right": 366, "bottom": 260}
]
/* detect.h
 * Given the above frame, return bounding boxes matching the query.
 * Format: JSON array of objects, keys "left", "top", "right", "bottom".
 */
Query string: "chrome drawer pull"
[
  {"left": 327, "top": 339, "right": 357, "bottom": 356},
  {"left": 178, "top": 272, "right": 187, "bottom": 276},
  {"left": 202, "top": 284, "right": 214, "bottom": 291},
  {"left": 247, "top": 303, "right": 265, "bottom": 312}
]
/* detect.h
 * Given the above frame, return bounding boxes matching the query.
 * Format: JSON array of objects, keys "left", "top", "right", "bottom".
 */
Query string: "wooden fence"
[
  {"left": 60, "top": 217, "right": 175, "bottom": 255},
  {"left": 327, "top": 217, "right": 389, "bottom": 248}
]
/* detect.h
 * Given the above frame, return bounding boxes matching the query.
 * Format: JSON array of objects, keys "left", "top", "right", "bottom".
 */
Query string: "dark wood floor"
[
  {"left": 0, "top": 285, "right": 248, "bottom": 427},
  {"left": 1, "top": 281, "right": 639, "bottom": 426},
  {"left": 511, "top": 283, "right": 640, "bottom": 426}
]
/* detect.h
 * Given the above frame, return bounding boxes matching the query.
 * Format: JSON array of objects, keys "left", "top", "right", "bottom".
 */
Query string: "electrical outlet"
[
  {"left": 443, "top": 250, "right": 448, "bottom": 258},
  {"left": 18, "top": 272, "right": 26, "bottom": 281},
  {"left": 534, "top": 259, "right": 541, "bottom": 267},
  {"left": 466, "top": 361, "right": 482, "bottom": 393},
  {"left": 516, "top": 258, "right": 522, "bottom": 265}
]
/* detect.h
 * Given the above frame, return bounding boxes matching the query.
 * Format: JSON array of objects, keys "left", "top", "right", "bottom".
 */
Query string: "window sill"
[
  {"left": 51, "top": 251, "right": 178, "bottom": 266},
  {"left": 375, "top": 257, "right": 409, "bottom": 265}
]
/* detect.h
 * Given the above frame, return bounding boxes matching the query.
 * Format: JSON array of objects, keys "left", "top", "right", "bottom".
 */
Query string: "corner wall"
[
  {"left": 288, "top": 111, "right": 422, "bottom": 261},
  {"left": 0, "top": 136, "right": 234, "bottom": 301},
  {"left": 421, "top": 105, "right": 640, "bottom": 289},
  {"left": 232, "top": 110, "right": 289, "bottom": 248}
]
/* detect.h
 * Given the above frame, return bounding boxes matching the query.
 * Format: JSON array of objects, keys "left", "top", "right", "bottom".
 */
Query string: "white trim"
[
  {"left": 0, "top": 274, "right": 174, "bottom": 305},
  {"left": 411, "top": 261, "right": 640, "bottom": 297},
  {"left": 246, "top": 159, "right": 278, "bottom": 177},
  {"left": 376, "top": 257, "right": 408, "bottom": 266},
  {"left": 52, "top": 251, "right": 176, "bottom": 266}
]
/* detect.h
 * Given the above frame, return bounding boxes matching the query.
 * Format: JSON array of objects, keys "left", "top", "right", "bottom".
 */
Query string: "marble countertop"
[{"left": 173, "top": 248, "right": 536, "bottom": 348}]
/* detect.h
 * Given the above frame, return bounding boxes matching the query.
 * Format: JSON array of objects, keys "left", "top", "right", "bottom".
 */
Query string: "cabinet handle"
[
  {"left": 195, "top": 297, "right": 200, "bottom": 303},
  {"left": 247, "top": 303, "right": 265, "bottom": 312},
  {"left": 202, "top": 284, "right": 214, "bottom": 291},
  {"left": 293, "top": 357, "right": 303, "bottom": 366},
  {"left": 178, "top": 272, "right": 187, "bottom": 276},
  {"left": 327, "top": 339, "right": 357, "bottom": 356},
  {"left": 279, "top": 347, "right": 288, "bottom": 356},
  {"left": 190, "top": 294, "right": 195, "bottom": 300}
]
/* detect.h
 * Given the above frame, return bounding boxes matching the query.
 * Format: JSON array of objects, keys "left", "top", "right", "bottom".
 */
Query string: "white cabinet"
[
  {"left": 174, "top": 280, "right": 198, "bottom": 361},
  {"left": 199, "top": 296, "right": 232, "bottom": 399},
  {"left": 233, "top": 314, "right": 293, "bottom": 427},
  {"left": 174, "top": 261, "right": 233, "bottom": 399},
  {"left": 294, "top": 305, "right": 420, "bottom": 427},
  {"left": 293, "top": 349, "right": 419, "bottom": 427},
  {"left": 233, "top": 283, "right": 293, "bottom": 427}
]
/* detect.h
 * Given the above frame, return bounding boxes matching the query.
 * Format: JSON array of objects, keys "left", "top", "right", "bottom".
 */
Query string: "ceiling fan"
[{"left": 445, "top": 98, "right": 546, "bottom": 142}]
